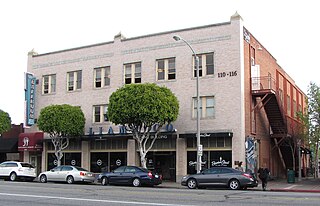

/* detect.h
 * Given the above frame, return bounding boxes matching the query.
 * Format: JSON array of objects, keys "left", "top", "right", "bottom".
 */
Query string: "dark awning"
[{"left": 0, "top": 138, "right": 18, "bottom": 153}]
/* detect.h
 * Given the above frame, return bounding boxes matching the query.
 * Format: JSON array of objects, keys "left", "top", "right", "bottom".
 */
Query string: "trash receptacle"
[{"left": 287, "top": 170, "right": 295, "bottom": 183}]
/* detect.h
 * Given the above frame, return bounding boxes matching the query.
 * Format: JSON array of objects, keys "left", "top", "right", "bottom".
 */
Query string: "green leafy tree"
[
  {"left": 37, "top": 104, "right": 85, "bottom": 166},
  {"left": 306, "top": 82, "right": 320, "bottom": 177},
  {"left": 297, "top": 82, "right": 320, "bottom": 178},
  {"left": 0, "top": 109, "right": 11, "bottom": 135},
  {"left": 108, "top": 83, "right": 179, "bottom": 168}
]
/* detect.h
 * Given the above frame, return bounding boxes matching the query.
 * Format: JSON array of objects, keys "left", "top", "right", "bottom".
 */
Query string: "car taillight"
[
  {"left": 242, "top": 173, "right": 252, "bottom": 178},
  {"left": 148, "top": 172, "right": 153, "bottom": 178},
  {"left": 80, "top": 172, "right": 86, "bottom": 176}
]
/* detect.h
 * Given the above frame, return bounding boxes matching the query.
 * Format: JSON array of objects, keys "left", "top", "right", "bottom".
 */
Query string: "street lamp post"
[{"left": 173, "top": 35, "right": 202, "bottom": 173}]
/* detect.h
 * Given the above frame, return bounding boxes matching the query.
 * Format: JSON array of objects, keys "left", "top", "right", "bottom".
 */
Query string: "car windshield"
[
  {"left": 74, "top": 166, "right": 88, "bottom": 171},
  {"left": 21, "top": 163, "right": 35, "bottom": 168}
]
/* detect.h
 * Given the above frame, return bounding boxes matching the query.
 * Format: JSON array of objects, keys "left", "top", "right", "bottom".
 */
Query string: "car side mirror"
[{"left": 50, "top": 169, "right": 55, "bottom": 172}]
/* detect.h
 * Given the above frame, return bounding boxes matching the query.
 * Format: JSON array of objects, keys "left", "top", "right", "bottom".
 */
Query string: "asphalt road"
[{"left": 0, "top": 181, "right": 320, "bottom": 206}]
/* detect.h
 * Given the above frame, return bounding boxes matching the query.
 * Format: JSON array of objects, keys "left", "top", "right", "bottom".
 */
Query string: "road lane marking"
[
  {"left": 284, "top": 185, "right": 297, "bottom": 189},
  {"left": 0, "top": 192, "right": 196, "bottom": 206}
]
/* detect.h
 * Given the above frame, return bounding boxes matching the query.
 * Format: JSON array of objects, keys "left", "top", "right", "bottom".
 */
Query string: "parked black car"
[
  {"left": 97, "top": 166, "right": 162, "bottom": 187},
  {"left": 181, "top": 167, "right": 258, "bottom": 190}
]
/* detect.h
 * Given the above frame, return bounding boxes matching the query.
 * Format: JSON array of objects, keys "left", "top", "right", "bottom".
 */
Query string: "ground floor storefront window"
[
  {"left": 187, "top": 151, "right": 232, "bottom": 174},
  {"left": 90, "top": 152, "right": 127, "bottom": 173},
  {"left": 47, "top": 153, "right": 81, "bottom": 170}
]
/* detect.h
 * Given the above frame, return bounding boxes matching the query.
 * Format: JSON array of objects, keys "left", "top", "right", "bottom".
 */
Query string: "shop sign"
[
  {"left": 18, "top": 132, "right": 43, "bottom": 151},
  {"left": 25, "top": 73, "right": 36, "bottom": 126}
]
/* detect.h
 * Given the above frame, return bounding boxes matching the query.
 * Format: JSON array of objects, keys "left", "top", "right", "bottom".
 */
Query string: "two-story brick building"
[{"left": 23, "top": 13, "right": 308, "bottom": 181}]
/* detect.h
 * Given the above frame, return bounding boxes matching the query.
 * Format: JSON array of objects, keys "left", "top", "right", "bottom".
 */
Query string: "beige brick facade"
[{"left": 25, "top": 13, "right": 306, "bottom": 181}]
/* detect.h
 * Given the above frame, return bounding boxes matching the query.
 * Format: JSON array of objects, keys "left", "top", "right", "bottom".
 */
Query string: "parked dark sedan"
[
  {"left": 97, "top": 166, "right": 162, "bottom": 187},
  {"left": 181, "top": 167, "right": 258, "bottom": 190}
]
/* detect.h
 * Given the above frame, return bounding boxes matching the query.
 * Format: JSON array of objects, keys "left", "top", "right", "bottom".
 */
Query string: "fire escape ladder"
[{"left": 251, "top": 76, "right": 289, "bottom": 171}]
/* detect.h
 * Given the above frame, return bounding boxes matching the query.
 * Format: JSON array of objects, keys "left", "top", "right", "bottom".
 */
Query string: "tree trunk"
[
  {"left": 315, "top": 141, "right": 319, "bottom": 178},
  {"left": 140, "top": 153, "right": 147, "bottom": 168}
]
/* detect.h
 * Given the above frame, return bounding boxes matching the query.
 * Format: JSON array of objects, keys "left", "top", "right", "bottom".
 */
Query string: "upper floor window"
[
  {"left": 156, "top": 58, "right": 176, "bottom": 81},
  {"left": 287, "top": 95, "right": 291, "bottom": 116},
  {"left": 67, "top": 70, "right": 82, "bottom": 91},
  {"left": 93, "top": 104, "right": 108, "bottom": 123},
  {"left": 193, "top": 96, "right": 215, "bottom": 118},
  {"left": 94, "top": 66, "right": 110, "bottom": 88},
  {"left": 42, "top": 74, "right": 56, "bottom": 94},
  {"left": 124, "top": 62, "right": 141, "bottom": 84},
  {"left": 193, "top": 52, "right": 214, "bottom": 77}
]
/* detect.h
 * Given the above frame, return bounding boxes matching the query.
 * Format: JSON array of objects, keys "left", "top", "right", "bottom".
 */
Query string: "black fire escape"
[{"left": 251, "top": 76, "right": 293, "bottom": 171}]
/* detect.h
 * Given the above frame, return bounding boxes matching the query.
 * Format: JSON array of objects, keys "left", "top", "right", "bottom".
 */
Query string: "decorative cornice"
[
  {"left": 32, "top": 53, "right": 114, "bottom": 69},
  {"left": 121, "top": 35, "right": 231, "bottom": 55}
]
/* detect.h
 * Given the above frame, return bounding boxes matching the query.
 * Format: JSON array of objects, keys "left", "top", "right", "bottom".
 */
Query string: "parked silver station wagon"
[{"left": 0, "top": 161, "right": 36, "bottom": 181}]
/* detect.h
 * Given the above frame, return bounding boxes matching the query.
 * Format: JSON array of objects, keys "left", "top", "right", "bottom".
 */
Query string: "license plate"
[
  {"left": 155, "top": 175, "right": 159, "bottom": 178},
  {"left": 87, "top": 173, "right": 92, "bottom": 177}
]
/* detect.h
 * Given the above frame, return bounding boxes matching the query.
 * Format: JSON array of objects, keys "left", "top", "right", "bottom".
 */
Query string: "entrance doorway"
[
  {"left": 30, "top": 155, "right": 41, "bottom": 175},
  {"left": 146, "top": 151, "right": 176, "bottom": 181}
]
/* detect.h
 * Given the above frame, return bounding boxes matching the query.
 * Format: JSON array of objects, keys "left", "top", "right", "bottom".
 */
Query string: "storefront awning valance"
[
  {"left": 18, "top": 132, "right": 44, "bottom": 151},
  {"left": 0, "top": 138, "right": 18, "bottom": 153},
  {"left": 179, "top": 132, "right": 233, "bottom": 138},
  {"left": 81, "top": 131, "right": 177, "bottom": 141}
]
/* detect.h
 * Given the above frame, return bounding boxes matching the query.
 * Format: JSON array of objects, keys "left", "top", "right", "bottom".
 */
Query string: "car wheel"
[
  {"left": 66, "top": 176, "right": 74, "bottom": 184},
  {"left": 187, "top": 178, "right": 197, "bottom": 189},
  {"left": 132, "top": 178, "right": 141, "bottom": 187},
  {"left": 39, "top": 175, "right": 47, "bottom": 183},
  {"left": 9, "top": 172, "right": 17, "bottom": 181},
  {"left": 101, "top": 177, "right": 109, "bottom": 186},
  {"left": 229, "top": 179, "right": 240, "bottom": 190}
]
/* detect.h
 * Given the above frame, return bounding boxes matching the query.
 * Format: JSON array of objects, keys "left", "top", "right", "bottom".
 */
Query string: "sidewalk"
[
  {"left": 159, "top": 177, "right": 320, "bottom": 193},
  {"left": 268, "top": 177, "right": 320, "bottom": 193}
]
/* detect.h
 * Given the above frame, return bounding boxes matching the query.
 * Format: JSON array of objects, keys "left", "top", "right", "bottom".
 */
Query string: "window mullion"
[
  {"left": 165, "top": 59, "right": 168, "bottom": 80},
  {"left": 132, "top": 64, "right": 135, "bottom": 83},
  {"left": 202, "top": 55, "right": 206, "bottom": 76}
]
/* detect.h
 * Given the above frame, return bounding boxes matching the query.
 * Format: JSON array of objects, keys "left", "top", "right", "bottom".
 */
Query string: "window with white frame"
[
  {"left": 67, "top": 70, "right": 82, "bottom": 91},
  {"left": 42, "top": 74, "right": 56, "bottom": 94},
  {"left": 193, "top": 52, "right": 214, "bottom": 77},
  {"left": 93, "top": 105, "right": 108, "bottom": 123},
  {"left": 94, "top": 66, "right": 110, "bottom": 88},
  {"left": 156, "top": 58, "right": 176, "bottom": 81},
  {"left": 193, "top": 96, "right": 215, "bottom": 118},
  {"left": 124, "top": 62, "right": 141, "bottom": 84}
]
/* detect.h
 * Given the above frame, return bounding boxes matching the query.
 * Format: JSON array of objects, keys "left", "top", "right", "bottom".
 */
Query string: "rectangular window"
[
  {"left": 76, "top": 70, "right": 82, "bottom": 89},
  {"left": 193, "top": 52, "right": 214, "bottom": 77},
  {"left": 67, "top": 70, "right": 82, "bottom": 91},
  {"left": 193, "top": 96, "right": 215, "bottom": 118},
  {"left": 95, "top": 68, "right": 102, "bottom": 88},
  {"left": 93, "top": 105, "right": 108, "bottom": 123},
  {"left": 124, "top": 62, "right": 141, "bottom": 84},
  {"left": 293, "top": 100, "right": 297, "bottom": 118},
  {"left": 287, "top": 95, "right": 291, "bottom": 115},
  {"left": 156, "top": 58, "right": 176, "bottom": 81},
  {"left": 42, "top": 74, "right": 56, "bottom": 94},
  {"left": 94, "top": 66, "right": 110, "bottom": 88}
]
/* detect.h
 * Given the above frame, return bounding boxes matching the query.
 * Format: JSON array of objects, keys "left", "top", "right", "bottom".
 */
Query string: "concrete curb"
[{"left": 270, "top": 189, "right": 320, "bottom": 193}]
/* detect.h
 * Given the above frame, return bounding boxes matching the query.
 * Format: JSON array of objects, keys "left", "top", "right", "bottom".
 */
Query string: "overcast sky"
[{"left": 0, "top": 0, "right": 319, "bottom": 124}]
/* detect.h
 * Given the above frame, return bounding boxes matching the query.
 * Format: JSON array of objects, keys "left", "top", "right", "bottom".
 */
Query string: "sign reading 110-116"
[{"left": 25, "top": 73, "right": 36, "bottom": 126}]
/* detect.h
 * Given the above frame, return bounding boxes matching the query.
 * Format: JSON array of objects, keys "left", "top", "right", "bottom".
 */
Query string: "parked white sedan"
[{"left": 38, "top": 165, "right": 95, "bottom": 184}]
